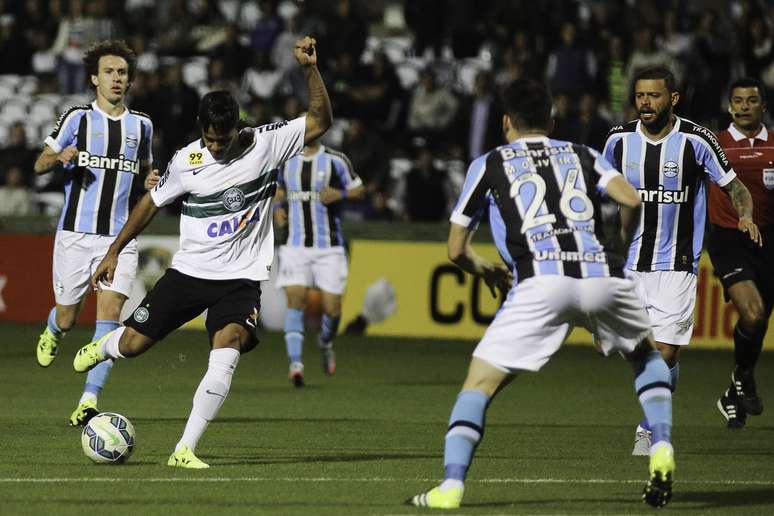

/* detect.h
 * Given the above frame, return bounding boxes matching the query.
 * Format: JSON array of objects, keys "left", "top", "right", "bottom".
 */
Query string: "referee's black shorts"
[
  {"left": 706, "top": 224, "right": 774, "bottom": 306},
  {"left": 124, "top": 268, "right": 262, "bottom": 351}
]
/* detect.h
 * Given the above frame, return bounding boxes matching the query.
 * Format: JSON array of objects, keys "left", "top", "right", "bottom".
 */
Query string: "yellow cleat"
[
  {"left": 69, "top": 399, "right": 99, "bottom": 427},
  {"left": 643, "top": 444, "right": 675, "bottom": 508},
  {"left": 167, "top": 445, "right": 210, "bottom": 469},
  {"left": 36, "top": 327, "right": 59, "bottom": 367},
  {"left": 407, "top": 486, "right": 463, "bottom": 509},
  {"left": 73, "top": 336, "right": 109, "bottom": 373}
]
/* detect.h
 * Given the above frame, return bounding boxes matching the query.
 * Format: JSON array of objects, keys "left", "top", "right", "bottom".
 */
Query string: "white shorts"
[
  {"left": 52, "top": 230, "right": 138, "bottom": 305},
  {"left": 276, "top": 245, "right": 348, "bottom": 295},
  {"left": 473, "top": 275, "right": 652, "bottom": 372},
  {"left": 626, "top": 270, "right": 696, "bottom": 345}
]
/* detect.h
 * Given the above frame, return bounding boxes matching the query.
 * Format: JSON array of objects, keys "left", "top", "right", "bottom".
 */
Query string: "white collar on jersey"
[
  {"left": 727, "top": 122, "right": 768, "bottom": 142},
  {"left": 636, "top": 116, "right": 681, "bottom": 145},
  {"left": 91, "top": 100, "right": 128, "bottom": 120}
]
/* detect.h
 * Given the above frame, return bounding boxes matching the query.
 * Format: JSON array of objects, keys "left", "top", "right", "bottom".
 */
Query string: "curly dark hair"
[{"left": 82, "top": 40, "right": 137, "bottom": 90}]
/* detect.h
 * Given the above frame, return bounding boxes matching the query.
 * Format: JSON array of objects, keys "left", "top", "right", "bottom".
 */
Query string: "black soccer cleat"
[
  {"left": 717, "top": 388, "right": 747, "bottom": 429},
  {"left": 642, "top": 470, "right": 673, "bottom": 508},
  {"left": 732, "top": 369, "right": 763, "bottom": 416}
]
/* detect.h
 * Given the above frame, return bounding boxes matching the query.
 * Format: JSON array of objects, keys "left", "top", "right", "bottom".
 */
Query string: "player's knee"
[
  {"left": 738, "top": 299, "right": 766, "bottom": 332},
  {"left": 119, "top": 328, "right": 153, "bottom": 357},
  {"left": 55, "top": 312, "right": 77, "bottom": 332}
]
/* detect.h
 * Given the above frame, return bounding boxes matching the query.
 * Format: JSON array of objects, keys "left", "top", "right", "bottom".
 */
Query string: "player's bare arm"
[
  {"left": 33, "top": 145, "right": 77, "bottom": 174},
  {"left": 319, "top": 184, "right": 365, "bottom": 205},
  {"left": 91, "top": 190, "right": 160, "bottom": 291},
  {"left": 294, "top": 36, "right": 332, "bottom": 144},
  {"left": 448, "top": 223, "right": 511, "bottom": 298},
  {"left": 722, "top": 177, "right": 762, "bottom": 246},
  {"left": 273, "top": 186, "right": 288, "bottom": 226},
  {"left": 605, "top": 175, "right": 643, "bottom": 249}
]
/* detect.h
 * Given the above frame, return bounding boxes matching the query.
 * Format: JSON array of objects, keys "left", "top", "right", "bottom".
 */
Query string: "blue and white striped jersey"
[
  {"left": 451, "top": 136, "right": 626, "bottom": 283},
  {"left": 278, "top": 145, "right": 362, "bottom": 248},
  {"left": 45, "top": 101, "right": 153, "bottom": 236},
  {"left": 602, "top": 117, "right": 736, "bottom": 273}
]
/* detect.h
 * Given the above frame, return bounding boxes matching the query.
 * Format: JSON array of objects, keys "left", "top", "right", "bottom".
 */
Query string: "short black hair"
[
  {"left": 632, "top": 66, "right": 677, "bottom": 93},
  {"left": 728, "top": 77, "right": 767, "bottom": 104},
  {"left": 501, "top": 79, "right": 553, "bottom": 131},
  {"left": 83, "top": 40, "right": 137, "bottom": 89},
  {"left": 198, "top": 91, "right": 240, "bottom": 133}
]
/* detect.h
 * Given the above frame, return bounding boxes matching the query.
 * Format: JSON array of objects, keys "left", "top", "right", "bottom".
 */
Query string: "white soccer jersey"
[{"left": 150, "top": 117, "right": 305, "bottom": 281}]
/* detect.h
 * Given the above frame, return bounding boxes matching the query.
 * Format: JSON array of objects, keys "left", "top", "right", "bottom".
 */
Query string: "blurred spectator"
[
  {"left": 627, "top": 26, "right": 679, "bottom": 89},
  {"left": 348, "top": 52, "right": 404, "bottom": 130},
  {"left": 241, "top": 49, "right": 282, "bottom": 100},
  {"left": 688, "top": 9, "right": 731, "bottom": 124},
  {"left": 0, "top": 165, "right": 34, "bottom": 216},
  {"left": 743, "top": 17, "right": 773, "bottom": 81},
  {"left": 546, "top": 21, "right": 596, "bottom": 97},
  {"left": 340, "top": 118, "right": 390, "bottom": 197},
  {"left": 160, "top": 63, "right": 200, "bottom": 152},
  {"left": 251, "top": 0, "right": 283, "bottom": 53},
  {"left": 0, "top": 16, "right": 33, "bottom": 75},
  {"left": 129, "top": 71, "right": 165, "bottom": 130},
  {"left": 598, "top": 35, "right": 629, "bottom": 123},
  {"left": 211, "top": 24, "right": 252, "bottom": 80},
  {"left": 576, "top": 93, "right": 610, "bottom": 151},
  {"left": 247, "top": 96, "right": 274, "bottom": 127},
  {"left": 271, "top": 13, "right": 303, "bottom": 75},
  {"left": 658, "top": 12, "right": 692, "bottom": 63},
  {"left": 407, "top": 67, "right": 459, "bottom": 146},
  {"left": 279, "top": 95, "right": 303, "bottom": 121},
  {"left": 30, "top": 29, "right": 58, "bottom": 91},
  {"left": 459, "top": 71, "right": 503, "bottom": 161},
  {"left": 446, "top": 0, "right": 486, "bottom": 59},
  {"left": 0, "top": 122, "right": 35, "bottom": 187},
  {"left": 494, "top": 46, "right": 524, "bottom": 91},
  {"left": 323, "top": 0, "right": 367, "bottom": 66},
  {"left": 325, "top": 51, "right": 362, "bottom": 118},
  {"left": 403, "top": 147, "right": 448, "bottom": 222},
  {"left": 130, "top": 33, "right": 159, "bottom": 73},
  {"left": 404, "top": 0, "right": 445, "bottom": 58}
]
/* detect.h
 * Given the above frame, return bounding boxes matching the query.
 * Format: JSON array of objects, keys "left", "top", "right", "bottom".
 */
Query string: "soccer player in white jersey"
[
  {"left": 32, "top": 40, "right": 159, "bottom": 427},
  {"left": 71, "top": 36, "right": 331, "bottom": 468},
  {"left": 273, "top": 139, "right": 364, "bottom": 386},
  {"left": 602, "top": 66, "right": 761, "bottom": 455},
  {"left": 408, "top": 79, "right": 676, "bottom": 510}
]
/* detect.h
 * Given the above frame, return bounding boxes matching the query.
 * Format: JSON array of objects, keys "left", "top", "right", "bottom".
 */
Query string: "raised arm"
[
  {"left": 722, "top": 177, "right": 762, "bottom": 246},
  {"left": 294, "top": 36, "right": 332, "bottom": 143}
]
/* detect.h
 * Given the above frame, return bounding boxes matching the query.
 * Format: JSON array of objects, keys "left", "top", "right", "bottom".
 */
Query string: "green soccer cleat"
[
  {"left": 69, "top": 399, "right": 99, "bottom": 427},
  {"left": 643, "top": 445, "right": 675, "bottom": 508},
  {"left": 36, "top": 327, "right": 59, "bottom": 367},
  {"left": 167, "top": 445, "right": 210, "bottom": 469},
  {"left": 406, "top": 486, "right": 463, "bottom": 509},
  {"left": 73, "top": 337, "right": 108, "bottom": 373}
]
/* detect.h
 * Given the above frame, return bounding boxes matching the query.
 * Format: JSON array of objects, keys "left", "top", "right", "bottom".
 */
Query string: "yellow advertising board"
[{"left": 341, "top": 240, "right": 774, "bottom": 348}]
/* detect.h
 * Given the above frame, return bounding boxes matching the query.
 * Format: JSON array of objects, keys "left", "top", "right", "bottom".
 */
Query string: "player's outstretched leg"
[
  {"left": 632, "top": 348, "right": 675, "bottom": 508},
  {"left": 37, "top": 307, "right": 65, "bottom": 367},
  {"left": 284, "top": 308, "right": 305, "bottom": 387},
  {"left": 168, "top": 347, "right": 240, "bottom": 469},
  {"left": 407, "top": 389, "right": 489, "bottom": 509},
  {"left": 69, "top": 320, "right": 119, "bottom": 426},
  {"left": 318, "top": 313, "right": 339, "bottom": 375}
]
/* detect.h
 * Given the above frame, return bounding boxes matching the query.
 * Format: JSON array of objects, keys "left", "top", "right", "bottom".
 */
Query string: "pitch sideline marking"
[{"left": 0, "top": 477, "right": 772, "bottom": 486}]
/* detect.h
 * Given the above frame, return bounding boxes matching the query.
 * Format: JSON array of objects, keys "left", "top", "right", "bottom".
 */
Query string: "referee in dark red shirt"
[{"left": 709, "top": 77, "right": 774, "bottom": 429}]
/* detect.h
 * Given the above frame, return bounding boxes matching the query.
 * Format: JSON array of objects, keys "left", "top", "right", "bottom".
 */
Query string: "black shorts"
[
  {"left": 706, "top": 225, "right": 774, "bottom": 305},
  {"left": 124, "top": 268, "right": 262, "bottom": 349}
]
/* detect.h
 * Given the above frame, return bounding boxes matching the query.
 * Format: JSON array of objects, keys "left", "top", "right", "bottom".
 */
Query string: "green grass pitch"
[{"left": 0, "top": 322, "right": 772, "bottom": 515}]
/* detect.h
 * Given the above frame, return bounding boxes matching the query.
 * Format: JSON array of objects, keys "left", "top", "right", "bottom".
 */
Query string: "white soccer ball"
[{"left": 81, "top": 412, "right": 136, "bottom": 464}]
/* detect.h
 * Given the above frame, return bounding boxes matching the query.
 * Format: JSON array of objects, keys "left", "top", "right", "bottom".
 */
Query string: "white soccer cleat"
[{"left": 632, "top": 424, "right": 652, "bottom": 456}]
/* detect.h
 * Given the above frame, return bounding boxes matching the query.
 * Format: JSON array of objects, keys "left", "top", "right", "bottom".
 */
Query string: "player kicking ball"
[
  {"left": 72, "top": 36, "right": 331, "bottom": 468},
  {"left": 407, "top": 80, "right": 675, "bottom": 509}
]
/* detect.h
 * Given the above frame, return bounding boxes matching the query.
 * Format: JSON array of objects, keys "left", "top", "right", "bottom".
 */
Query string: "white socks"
[
  {"left": 176, "top": 347, "right": 240, "bottom": 452},
  {"left": 99, "top": 327, "right": 126, "bottom": 359}
]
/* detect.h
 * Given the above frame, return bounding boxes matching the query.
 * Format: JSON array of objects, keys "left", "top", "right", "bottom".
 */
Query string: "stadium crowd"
[{"left": 0, "top": 0, "right": 772, "bottom": 221}]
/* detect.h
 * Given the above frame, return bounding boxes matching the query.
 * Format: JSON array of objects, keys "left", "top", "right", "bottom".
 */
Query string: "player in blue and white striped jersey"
[
  {"left": 409, "top": 79, "right": 676, "bottom": 510},
  {"left": 602, "top": 66, "right": 761, "bottom": 455},
  {"left": 273, "top": 138, "right": 364, "bottom": 386},
  {"left": 32, "top": 40, "right": 158, "bottom": 427}
]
